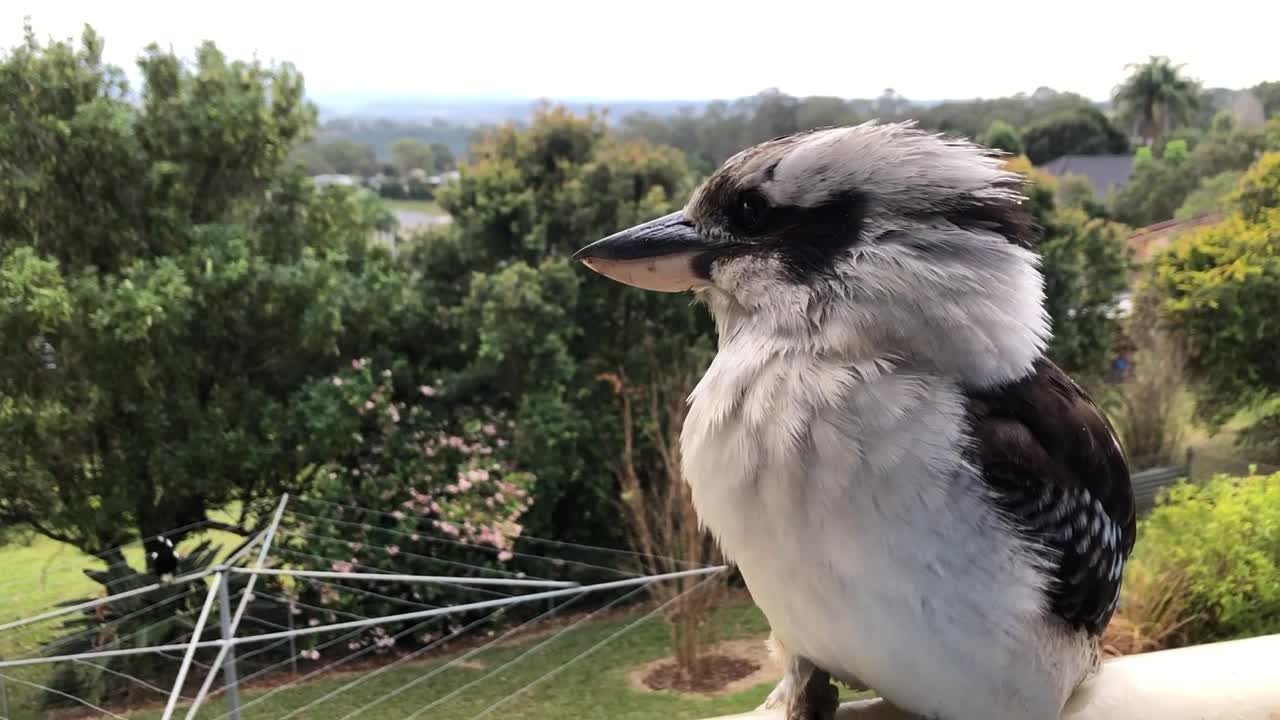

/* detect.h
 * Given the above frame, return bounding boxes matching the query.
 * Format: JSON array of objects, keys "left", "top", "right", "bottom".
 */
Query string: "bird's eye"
[{"left": 736, "top": 189, "right": 770, "bottom": 231}]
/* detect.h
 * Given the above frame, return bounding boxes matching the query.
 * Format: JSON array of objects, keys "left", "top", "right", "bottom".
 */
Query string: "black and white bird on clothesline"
[
  {"left": 148, "top": 536, "right": 181, "bottom": 584},
  {"left": 573, "top": 121, "right": 1135, "bottom": 720}
]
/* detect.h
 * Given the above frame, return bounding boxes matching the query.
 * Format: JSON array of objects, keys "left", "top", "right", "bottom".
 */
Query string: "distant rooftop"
[{"left": 1039, "top": 154, "right": 1135, "bottom": 199}]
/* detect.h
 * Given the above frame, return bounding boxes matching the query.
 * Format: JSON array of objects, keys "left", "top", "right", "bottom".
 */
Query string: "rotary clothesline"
[{"left": 1, "top": 493, "right": 726, "bottom": 720}]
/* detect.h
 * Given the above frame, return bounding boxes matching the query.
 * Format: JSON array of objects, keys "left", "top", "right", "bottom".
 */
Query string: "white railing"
[{"left": 710, "top": 633, "right": 1280, "bottom": 719}]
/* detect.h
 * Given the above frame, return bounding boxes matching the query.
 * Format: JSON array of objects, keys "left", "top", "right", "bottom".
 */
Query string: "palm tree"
[{"left": 1113, "top": 56, "right": 1201, "bottom": 146}]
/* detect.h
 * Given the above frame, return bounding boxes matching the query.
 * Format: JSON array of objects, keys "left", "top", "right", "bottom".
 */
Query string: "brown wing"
[{"left": 964, "top": 358, "right": 1136, "bottom": 635}]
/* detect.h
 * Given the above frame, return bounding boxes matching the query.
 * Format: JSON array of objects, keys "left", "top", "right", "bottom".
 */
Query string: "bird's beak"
[{"left": 572, "top": 211, "right": 720, "bottom": 293}]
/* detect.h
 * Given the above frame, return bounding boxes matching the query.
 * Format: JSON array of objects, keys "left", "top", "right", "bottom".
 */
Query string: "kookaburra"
[{"left": 573, "top": 122, "right": 1135, "bottom": 720}]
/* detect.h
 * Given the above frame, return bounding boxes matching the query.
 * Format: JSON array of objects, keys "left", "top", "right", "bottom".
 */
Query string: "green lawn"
[
  {"left": 382, "top": 198, "right": 444, "bottom": 215},
  {"left": 0, "top": 524, "right": 797, "bottom": 720},
  {"left": 122, "top": 602, "right": 781, "bottom": 720}
]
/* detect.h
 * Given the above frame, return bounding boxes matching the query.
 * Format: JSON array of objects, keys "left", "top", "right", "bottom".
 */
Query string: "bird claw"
[{"left": 784, "top": 668, "right": 839, "bottom": 720}]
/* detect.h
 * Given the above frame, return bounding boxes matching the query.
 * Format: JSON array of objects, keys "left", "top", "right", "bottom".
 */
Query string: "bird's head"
[{"left": 574, "top": 121, "right": 1051, "bottom": 385}]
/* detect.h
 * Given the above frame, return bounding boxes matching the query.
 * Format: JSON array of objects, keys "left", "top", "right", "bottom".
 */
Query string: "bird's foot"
[{"left": 786, "top": 667, "right": 839, "bottom": 720}]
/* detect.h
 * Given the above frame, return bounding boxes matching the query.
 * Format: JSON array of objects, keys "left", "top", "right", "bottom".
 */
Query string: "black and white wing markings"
[{"left": 964, "top": 358, "right": 1136, "bottom": 635}]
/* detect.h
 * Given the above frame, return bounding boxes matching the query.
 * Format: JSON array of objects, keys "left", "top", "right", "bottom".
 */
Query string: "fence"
[{"left": 1130, "top": 448, "right": 1194, "bottom": 513}]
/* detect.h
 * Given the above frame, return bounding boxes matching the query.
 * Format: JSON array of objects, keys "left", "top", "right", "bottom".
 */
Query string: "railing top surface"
[{"left": 707, "top": 633, "right": 1280, "bottom": 720}]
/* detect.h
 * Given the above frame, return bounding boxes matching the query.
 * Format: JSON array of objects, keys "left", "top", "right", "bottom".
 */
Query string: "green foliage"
[
  {"left": 307, "top": 138, "right": 379, "bottom": 176},
  {"left": 1109, "top": 145, "right": 1201, "bottom": 227},
  {"left": 1055, "top": 173, "right": 1110, "bottom": 219},
  {"left": 1131, "top": 471, "right": 1280, "bottom": 643},
  {"left": 1112, "top": 110, "right": 1266, "bottom": 227},
  {"left": 1186, "top": 116, "right": 1267, "bottom": 179},
  {"left": 1175, "top": 170, "right": 1242, "bottom": 220},
  {"left": 978, "top": 120, "right": 1024, "bottom": 155},
  {"left": 390, "top": 137, "right": 436, "bottom": 175},
  {"left": 1113, "top": 56, "right": 1202, "bottom": 146},
  {"left": 284, "top": 358, "right": 538, "bottom": 623},
  {"left": 1251, "top": 81, "right": 1280, "bottom": 118},
  {"left": 1153, "top": 156, "right": 1280, "bottom": 426},
  {"left": 619, "top": 88, "right": 1100, "bottom": 171},
  {"left": 1022, "top": 107, "right": 1129, "bottom": 164},
  {"left": 1232, "top": 152, "right": 1280, "bottom": 222},
  {"left": 432, "top": 106, "right": 713, "bottom": 546},
  {"left": 1040, "top": 209, "right": 1134, "bottom": 373},
  {"left": 0, "top": 26, "right": 413, "bottom": 552},
  {"left": 1005, "top": 158, "right": 1132, "bottom": 374}
]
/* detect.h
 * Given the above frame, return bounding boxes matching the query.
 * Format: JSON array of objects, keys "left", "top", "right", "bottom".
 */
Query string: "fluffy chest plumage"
[{"left": 681, "top": 349, "right": 1063, "bottom": 715}]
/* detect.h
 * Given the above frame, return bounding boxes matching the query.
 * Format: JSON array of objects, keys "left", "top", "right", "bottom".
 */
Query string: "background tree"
[
  {"left": 1175, "top": 171, "right": 1242, "bottom": 220},
  {"left": 429, "top": 141, "right": 457, "bottom": 172},
  {"left": 1252, "top": 81, "right": 1280, "bottom": 119},
  {"left": 433, "top": 106, "right": 712, "bottom": 548},
  {"left": 0, "top": 26, "right": 410, "bottom": 558},
  {"left": 1152, "top": 153, "right": 1280, "bottom": 457},
  {"left": 1109, "top": 141, "right": 1201, "bottom": 226},
  {"left": 978, "top": 120, "right": 1024, "bottom": 155},
  {"left": 315, "top": 137, "right": 379, "bottom": 175},
  {"left": 1022, "top": 107, "right": 1130, "bottom": 164},
  {"left": 1005, "top": 158, "right": 1132, "bottom": 375},
  {"left": 428, "top": 107, "right": 723, "bottom": 677},
  {"left": 1114, "top": 56, "right": 1201, "bottom": 146},
  {"left": 390, "top": 137, "right": 436, "bottom": 175}
]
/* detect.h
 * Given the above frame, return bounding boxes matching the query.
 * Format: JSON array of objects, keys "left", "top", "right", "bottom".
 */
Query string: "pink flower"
[
  {"left": 352, "top": 358, "right": 367, "bottom": 370},
  {"left": 419, "top": 385, "right": 436, "bottom": 397},
  {"left": 438, "top": 521, "right": 460, "bottom": 537},
  {"left": 430, "top": 501, "right": 442, "bottom": 514},
  {"left": 308, "top": 618, "right": 320, "bottom": 627},
  {"left": 494, "top": 492, "right": 504, "bottom": 503},
  {"left": 385, "top": 544, "right": 400, "bottom": 556},
  {"left": 332, "top": 561, "right": 354, "bottom": 573},
  {"left": 364, "top": 400, "right": 375, "bottom": 412},
  {"left": 391, "top": 510, "right": 405, "bottom": 520},
  {"left": 498, "top": 550, "right": 514, "bottom": 562},
  {"left": 332, "top": 377, "right": 343, "bottom": 387},
  {"left": 410, "top": 533, "right": 420, "bottom": 541},
  {"left": 387, "top": 406, "right": 401, "bottom": 423},
  {"left": 482, "top": 423, "right": 497, "bottom": 436},
  {"left": 468, "top": 468, "right": 490, "bottom": 483},
  {"left": 496, "top": 439, "right": 508, "bottom": 448},
  {"left": 458, "top": 478, "right": 472, "bottom": 492},
  {"left": 445, "top": 484, "right": 459, "bottom": 494},
  {"left": 447, "top": 436, "right": 465, "bottom": 449},
  {"left": 303, "top": 649, "right": 320, "bottom": 660}
]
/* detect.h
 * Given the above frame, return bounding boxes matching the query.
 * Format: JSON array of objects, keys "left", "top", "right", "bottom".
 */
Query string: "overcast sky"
[{"left": 8, "top": 0, "right": 1279, "bottom": 104}]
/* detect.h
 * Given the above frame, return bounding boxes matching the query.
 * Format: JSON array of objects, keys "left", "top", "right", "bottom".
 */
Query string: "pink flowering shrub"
[{"left": 280, "top": 358, "right": 535, "bottom": 649}]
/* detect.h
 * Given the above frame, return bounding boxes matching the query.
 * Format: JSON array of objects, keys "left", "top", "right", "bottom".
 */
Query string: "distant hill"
[{"left": 315, "top": 96, "right": 713, "bottom": 125}]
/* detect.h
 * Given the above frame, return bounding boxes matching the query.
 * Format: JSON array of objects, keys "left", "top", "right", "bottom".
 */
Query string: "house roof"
[{"left": 1039, "top": 155, "right": 1135, "bottom": 199}]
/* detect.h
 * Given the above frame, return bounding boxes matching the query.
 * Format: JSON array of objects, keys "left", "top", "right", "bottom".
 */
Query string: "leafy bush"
[
  {"left": 1121, "top": 471, "right": 1280, "bottom": 646},
  {"left": 1154, "top": 179, "right": 1280, "bottom": 427},
  {"left": 275, "top": 357, "right": 537, "bottom": 655}
]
